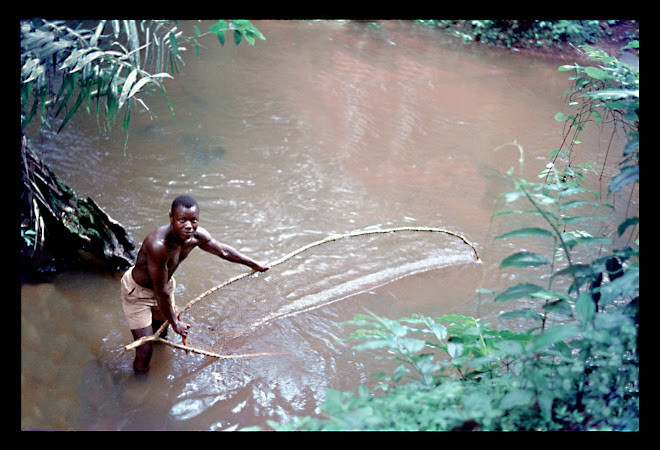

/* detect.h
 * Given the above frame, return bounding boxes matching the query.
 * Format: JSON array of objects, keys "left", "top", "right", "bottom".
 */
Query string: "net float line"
[{"left": 124, "top": 226, "right": 480, "bottom": 356}]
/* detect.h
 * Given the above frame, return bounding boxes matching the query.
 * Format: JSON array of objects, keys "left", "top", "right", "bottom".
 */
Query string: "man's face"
[{"left": 170, "top": 205, "right": 199, "bottom": 241}]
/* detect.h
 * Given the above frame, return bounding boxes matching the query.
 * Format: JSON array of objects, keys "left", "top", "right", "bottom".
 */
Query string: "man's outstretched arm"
[{"left": 197, "top": 228, "right": 269, "bottom": 271}]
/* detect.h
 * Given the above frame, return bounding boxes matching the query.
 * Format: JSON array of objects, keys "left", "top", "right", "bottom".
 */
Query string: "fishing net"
[{"left": 125, "top": 227, "right": 480, "bottom": 359}]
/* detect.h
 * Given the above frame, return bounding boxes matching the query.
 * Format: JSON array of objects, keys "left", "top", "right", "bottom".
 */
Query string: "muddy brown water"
[{"left": 21, "top": 20, "right": 637, "bottom": 430}]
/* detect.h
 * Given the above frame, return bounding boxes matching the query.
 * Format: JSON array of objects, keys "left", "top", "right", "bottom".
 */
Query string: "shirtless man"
[{"left": 121, "top": 195, "right": 268, "bottom": 375}]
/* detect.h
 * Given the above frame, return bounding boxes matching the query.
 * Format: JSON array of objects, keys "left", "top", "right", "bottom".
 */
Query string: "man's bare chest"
[{"left": 167, "top": 241, "right": 197, "bottom": 269}]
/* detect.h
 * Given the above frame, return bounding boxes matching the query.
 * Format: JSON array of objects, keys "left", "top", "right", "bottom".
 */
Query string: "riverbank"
[{"left": 438, "top": 20, "right": 638, "bottom": 64}]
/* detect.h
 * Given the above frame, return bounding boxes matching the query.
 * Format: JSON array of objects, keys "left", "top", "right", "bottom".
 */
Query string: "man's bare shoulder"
[
  {"left": 193, "top": 226, "right": 213, "bottom": 243},
  {"left": 142, "top": 226, "right": 171, "bottom": 256}
]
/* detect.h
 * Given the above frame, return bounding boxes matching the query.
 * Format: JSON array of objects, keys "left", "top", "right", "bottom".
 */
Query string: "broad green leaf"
[
  {"left": 192, "top": 26, "right": 200, "bottom": 57},
  {"left": 468, "top": 353, "right": 501, "bottom": 369},
  {"left": 461, "top": 325, "right": 484, "bottom": 337},
  {"left": 352, "top": 337, "right": 396, "bottom": 352},
  {"left": 399, "top": 337, "right": 426, "bottom": 354},
  {"left": 532, "top": 324, "right": 581, "bottom": 350},
  {"left": 555, "top": 112, "right": 566, "bottom": 121},
  {"left": 169, "top": 31, "right": 178, "bottom": 56},
  {"left": 609, "top": 165, "right": 639, "bottom": 194},
  {"left": 494, "top": 340, "right": 523, "bottom": 355},
  {"left": 530, "top": 290, "right": 573, "bottom": 302},
  {"left": 392, "top": 364, "right": 408, "bottom": 382},
  {"left": 209, "top": 21, "right": 228, "bottom": 46},
  {"left": 491, "top": 209, "right": 525, "bottom": 217},
  {"left": 586, "top": 88, "right": 639, "bottom": 100},
  {"left": 209, "top": 20, "right": 227, "bottom": 34},
  {"left": 375, "top": 316, "right": 408, "bottom": 337},
  {"left": 542, "top": 299, "right": 573, "bottom": 317},
  {"left": 618, "top": 217, "right": 639, "bottom": 237},
  {"left": 421, "top": 316, "right": 447, "bottom": 342},
  {"left": 243, "top": 31, "right": 256, "bottom": 46},
  {"left": 558, "top": 187, "right": 599, "bottom": 199},
  {"left": 623, "top": 133, "right": 639, "bottom": 156},
  {"left": 231, "top": 19, "right": 266, "bottom": 41},
  {"left": 530, "top": 192, "right": 557, "bottom": 204},
  {"left": 499, "top": 308, "right": 544, "bottom": 320},
  {"left": 559, "top": 215, "right": 610, "bottom": 225},
  {"left": 494, "top": 227, "right": 554, "bottom": 241},
  {"left": 447, "top": 342, "right": 464, "bottom": 359},
  {"left": 561, "top": 234, "right": 614, "bottom": 249},
  {"left": 598, "top": 267, "right": 639, "bottom": 307},
  {"left": 576, "top": 293, "right": 596, "bottom": 324},
  {"left": 494, "top": 282, "right": 545, "bottom": 302},
  {"left": 584, "top": 66, "right": 609, "bottom": 80},
  {"left": 559, "top": 200, "right": 613, "bottom": 211},
  {"left": 500, "top": 252, "right": 550, "bottom": 268}
]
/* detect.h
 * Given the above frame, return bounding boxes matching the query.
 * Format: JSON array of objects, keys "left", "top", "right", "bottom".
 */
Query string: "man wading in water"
[{"left": 121, "top": 195, "right": 269, "bottom": 375}]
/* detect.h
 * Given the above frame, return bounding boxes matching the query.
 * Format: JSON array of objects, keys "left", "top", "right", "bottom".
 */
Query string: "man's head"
[
  {"left": 170, "top": 195, "right": 199, "bottom": 240},
  {"left": 171, "top": 195, "right": 198, "bottom": 214}
]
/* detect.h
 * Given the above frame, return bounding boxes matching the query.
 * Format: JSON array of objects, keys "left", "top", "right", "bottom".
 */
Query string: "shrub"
[{"left": 269, "top": 41, "right": 639, "bottom": 432}]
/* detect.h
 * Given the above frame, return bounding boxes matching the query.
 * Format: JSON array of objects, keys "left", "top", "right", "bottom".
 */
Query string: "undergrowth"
[
  {"left": 419, "top": 20, "right": 637, "bottom": 51},
  {"left": 267, "top": 40, "right": 639, "bottom": 431}
]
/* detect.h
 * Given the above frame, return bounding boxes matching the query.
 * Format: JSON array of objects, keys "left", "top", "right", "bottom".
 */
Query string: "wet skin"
[{"left": 129, "top": 204, "right": 268, "bottom": 374}]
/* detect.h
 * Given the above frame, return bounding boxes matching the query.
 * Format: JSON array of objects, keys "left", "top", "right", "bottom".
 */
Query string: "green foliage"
[
  {"left": 20, "top": 19, "right": 264, "bottom": 253},
  {"left": 20, "top": 19, "right": 264, "bottom": 145},
  {"left": 556, "top": 42, "right": 639, "bottom": 195},
  {"left": 271, "top": 269, "right": 637, "bottom": 431},
  {"left": 422, "top": 20, "right": 633, "bottom": 51},
  {"left": 268, "top": 41, "right": 639, "bottom": 432}
]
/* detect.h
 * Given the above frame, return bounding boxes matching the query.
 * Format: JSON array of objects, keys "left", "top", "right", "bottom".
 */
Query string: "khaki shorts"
[{"left": 121, "top": 267, "right": 176, "bottom": 330}]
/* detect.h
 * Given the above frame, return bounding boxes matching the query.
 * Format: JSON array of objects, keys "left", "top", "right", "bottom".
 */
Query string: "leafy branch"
[
  {"left": 20, "top": 20, "right": 264, "bottom": 254},
  {"left": 20, "top": 19, "right": 265, "bottom": 149},
  {"left": 554, "top": 42, "right": 638, "bottom": 194}
]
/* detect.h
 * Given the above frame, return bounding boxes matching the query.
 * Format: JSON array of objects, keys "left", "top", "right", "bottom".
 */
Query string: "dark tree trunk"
[{"left": 21, "top": 136, "right": 136, "bottom": 278}]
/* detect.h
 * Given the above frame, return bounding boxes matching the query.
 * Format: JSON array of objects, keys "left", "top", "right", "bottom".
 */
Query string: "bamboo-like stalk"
[
  {"left": 152, "top": 336, "right": 295, "bottom": 359},
  {"left": 124, "top": 226, "right": 480, "bottom": 357}
]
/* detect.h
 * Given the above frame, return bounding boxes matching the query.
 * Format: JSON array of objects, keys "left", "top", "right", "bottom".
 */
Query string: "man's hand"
[
  {"left": 253, "top": 262, "right": 270, "bottom": 272},
  {"left": 172, "top": 319, "right": 191, "bottom": 338}
]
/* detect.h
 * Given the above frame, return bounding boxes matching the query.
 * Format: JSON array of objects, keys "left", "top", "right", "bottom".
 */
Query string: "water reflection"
[{"left": 21, "top": 20, "right": 634, "bottom": 430}]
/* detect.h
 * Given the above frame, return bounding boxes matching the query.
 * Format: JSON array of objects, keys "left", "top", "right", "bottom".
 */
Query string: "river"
[{"left": 20, "top": 20, "right": 637, "bottom": 430}]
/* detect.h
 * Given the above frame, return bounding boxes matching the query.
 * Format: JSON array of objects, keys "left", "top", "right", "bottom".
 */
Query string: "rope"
[{"left": 124, "top": 226, "right": 480, "bottom": 358}]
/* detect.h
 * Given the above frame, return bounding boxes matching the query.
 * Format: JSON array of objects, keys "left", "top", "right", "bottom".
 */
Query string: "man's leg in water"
[{"left": 131, "top": 325, "right": 154, "bottom": 376}]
